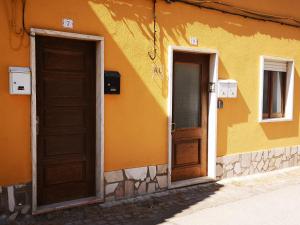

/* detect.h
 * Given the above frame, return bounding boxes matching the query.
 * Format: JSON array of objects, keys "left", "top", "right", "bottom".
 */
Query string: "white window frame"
[{"left": 258, "top": 56, "right": 295, "bottom": 123}]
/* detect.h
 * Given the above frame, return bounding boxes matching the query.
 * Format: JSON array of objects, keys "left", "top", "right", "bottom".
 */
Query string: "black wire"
[
  {"left": 22, "top": 0, "right": 34, "bottom": 37},
  {"left": 168, "top": 0, "right": 300, "bottom": 28},
  {"left": 148, "top": 0, "right": 157, "bottom": 61},
  {"left": 11, "top": 0, "right": 23, "bottom": 35},
  {"left": 196, "top": 0, "right": 300, "bottom": 24}
]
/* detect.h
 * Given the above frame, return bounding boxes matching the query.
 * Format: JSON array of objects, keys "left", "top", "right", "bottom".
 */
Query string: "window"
[
  {"left": 259, "top": 57, "right": 294, "bottom": 122},
  {"left": 262, "top": 71, "right": 286, "bottom": 118}
]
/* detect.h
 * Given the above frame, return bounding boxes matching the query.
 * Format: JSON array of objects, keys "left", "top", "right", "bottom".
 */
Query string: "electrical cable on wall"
[
  {"left": 166, "top": 0, "right": 300, "bottom": 28},
  {"left": 148, "top": 0, "right": 157, "bottom": 61},
  {"left": 10, "top": 0, "right": 23, "bottom": 35},
  {"left": 10, "top": 0, "right": 33, "bottom": 36},
  {"left": 21, "top": 0, "right": 33, "bottom": 36}
]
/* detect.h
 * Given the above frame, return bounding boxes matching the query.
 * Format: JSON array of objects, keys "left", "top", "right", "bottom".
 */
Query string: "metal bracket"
[{"left": 208, "top": 82, "right": 216, "bottom": 93}]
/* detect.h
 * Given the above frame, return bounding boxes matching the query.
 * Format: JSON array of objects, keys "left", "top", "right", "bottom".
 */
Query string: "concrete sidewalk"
[
  {"left": 162, "top": 178, "right": 300, "bottom": 225},
  {"left": 7, "top": 166, "right": 300, "bottom": 225},
  {"left": 161, "top": 167, "right": 300, "bottom": 225}
]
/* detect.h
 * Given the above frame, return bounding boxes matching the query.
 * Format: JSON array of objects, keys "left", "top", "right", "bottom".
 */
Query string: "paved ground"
[
  {"left": 164, "top": 184, "right": 300, "bottom": 225},
  {"left": 5, "top": 166, "right": 300, "bottom": 225}
]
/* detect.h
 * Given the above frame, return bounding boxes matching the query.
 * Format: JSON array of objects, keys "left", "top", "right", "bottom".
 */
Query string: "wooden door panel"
[
  {"left": 171, "top": 52, "right": 209, "bottom": 182},
  {"left": 44, "top": 108, "right": 86, "bottom": 127},
  {"left": 174, "top": 139, "right": 201, "bottom": 165},
  {"left": 44, "top": 162, "right": 86, "bottom": 186},
  {"left": 41, "top": 128, "right": 88, "bottom": 136},
  {"left": 44, "top": 78, "right": 86, "bottom": 99},
  {"left": 36, "top": 36, "right": 96, "bottom": 206},
  {"left": 43, "top": 49, "right": 86, "bottom": 72},
  {"left": 43, "top": 134, "right": 86, "bottom": 156},
  {"left": 173, "top": 128, "right": 202, "bottom": 140},
  {"left": 43, "top": 98, "right": 87, "bottom": 107},
  {"left": 171, "top": 166, "right": 202, "bottom": 182},
  {"left": 43, "top": 183, "right": 89, "bottom": 204}
]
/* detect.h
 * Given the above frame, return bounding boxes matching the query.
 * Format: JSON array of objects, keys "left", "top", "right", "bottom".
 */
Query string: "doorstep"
[{"left": 33, "top": 196, "right": 103, "bottom": 215}]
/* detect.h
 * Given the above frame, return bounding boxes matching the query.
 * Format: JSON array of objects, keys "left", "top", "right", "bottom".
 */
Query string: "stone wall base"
[
  {"left": 0, "top": 183, "right": 31, "bottom": 215},
  {"left": 104, "top": 164, "right": 168, "bottom": 201},
  {"left": 2, "top": 146, "right": 300, "bottom": 216},
  {"left": 216, "top": 145, "right": 300, "bottom": 179}
]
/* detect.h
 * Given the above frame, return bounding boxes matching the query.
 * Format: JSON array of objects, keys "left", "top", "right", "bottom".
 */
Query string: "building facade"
[{"left": 1, "top": 0, "right": 300, "bottom": 214}]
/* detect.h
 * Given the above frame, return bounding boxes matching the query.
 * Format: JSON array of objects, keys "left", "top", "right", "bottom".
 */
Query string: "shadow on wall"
[
  {"left": 260, "top": 70, "right": 300, "bottom": 140},
  {"left": 90, "top": 0, "right": 300, "bottom": 157},
  {"left": 85, "top": 0, "right": 170, "bottom": 170},
  {"left": 217, "top": 60, "right": 251, "bottom": 156},
  {"left": 162, "top": 0, "right": 300, "bottom": 40},
  {"left": 89, "top": 0, "right": 172, "bottom": 99}
]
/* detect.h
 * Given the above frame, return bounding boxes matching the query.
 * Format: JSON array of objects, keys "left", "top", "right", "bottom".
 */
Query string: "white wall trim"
[
  {"left": 258, "top": 55, "right": 295, "bottom": 123},
  {"left": 30, "top": 28, "right": 104, "bottom": 41},
  {"left": 30, "top": 28, "right": 105, "bottom": 212},
  {"left": 30, "top": 32, "right": 37, "bottom": 211},
  {"left": 167, "top": 46, "right": 218, "bottom": 188}
]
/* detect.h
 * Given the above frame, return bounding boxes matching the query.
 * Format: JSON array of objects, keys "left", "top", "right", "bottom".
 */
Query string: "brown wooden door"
[
  {"left": 36, "top": 36, "right": 96, "bottom": 205},
  {"left": 171, "top": 52, "right": 209, "bottom": 182}
]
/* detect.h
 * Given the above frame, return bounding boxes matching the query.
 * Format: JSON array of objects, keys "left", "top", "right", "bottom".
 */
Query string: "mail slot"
[{"left": 104, "top": 71, "right": 120, "bottom": 94}]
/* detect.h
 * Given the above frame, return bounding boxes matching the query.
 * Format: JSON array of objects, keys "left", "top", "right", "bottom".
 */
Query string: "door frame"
[
  {"left": 30, "top": 28, "right": 105, "bottom": 213},
  {"left": 167, "top": 46, "right": 218, "bottom": 188}
]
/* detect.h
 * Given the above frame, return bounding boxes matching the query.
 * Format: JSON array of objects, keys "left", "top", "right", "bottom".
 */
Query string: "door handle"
[
  {"left": 171, "top": 123, "right": 176, "bottom": 133},
  {"left": 36, "top": 115, "right": 39, "bottom": 135}
]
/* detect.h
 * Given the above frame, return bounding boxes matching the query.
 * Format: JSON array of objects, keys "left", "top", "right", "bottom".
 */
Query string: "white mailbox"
[
  {"left": 217, "top": 81, "right": 228, "bottom": 98},
  {"left": 9, "top": 67, "right": 31, "bottom": 95},
  {"left": 217, "top": 79, "right": 238, "bottom": 98},
  {"left": 228, "top": 81, "right": 238, "bottom": 98}
]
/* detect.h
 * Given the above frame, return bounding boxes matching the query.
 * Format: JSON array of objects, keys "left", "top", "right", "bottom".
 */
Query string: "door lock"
[{"left": 171, "top": 123, "right": 176, "bottom": 133}]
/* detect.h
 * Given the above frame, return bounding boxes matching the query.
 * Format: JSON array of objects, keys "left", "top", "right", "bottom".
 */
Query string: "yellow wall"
[{"left": 1, "top": 0, "right": 300, "bottom": 185}]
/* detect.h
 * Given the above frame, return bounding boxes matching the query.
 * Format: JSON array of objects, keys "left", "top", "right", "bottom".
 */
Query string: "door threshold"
[
  {"left": 170, "top": 176, "right": 215, "bottom": 189},
  {"left": 33, "top": 196, "right": 103, "bottom": 215}
]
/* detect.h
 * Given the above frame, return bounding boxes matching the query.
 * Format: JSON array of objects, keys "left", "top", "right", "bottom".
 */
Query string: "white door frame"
[
  {"left": 30, "top": 28, "right": 105, "bottom": 213},
  {"left": 167, "top": 46, "right": 218, "bottom": 188}
]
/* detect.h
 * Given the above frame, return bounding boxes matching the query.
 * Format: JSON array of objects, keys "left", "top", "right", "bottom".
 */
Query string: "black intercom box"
[{"left": 104, "top": 71, "right": 120, "bottom": 94}]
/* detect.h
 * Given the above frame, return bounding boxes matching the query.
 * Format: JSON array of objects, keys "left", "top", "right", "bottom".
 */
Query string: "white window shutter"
[{"left": 264, "top": 59, "right": 288, "bottom": 72}]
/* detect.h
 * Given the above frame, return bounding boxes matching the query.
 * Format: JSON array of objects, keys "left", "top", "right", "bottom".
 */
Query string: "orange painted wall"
[
  {"left": 0, "top": 1, "right": 31, "bottom": 186},
  {"left": 0, "top": 0, "right": 300, "bottom": 185}
]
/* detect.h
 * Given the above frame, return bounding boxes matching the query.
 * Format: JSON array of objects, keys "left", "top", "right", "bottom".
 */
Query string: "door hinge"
[{"left": 208, "top": 82, "right": 216, "bottom": 93}]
